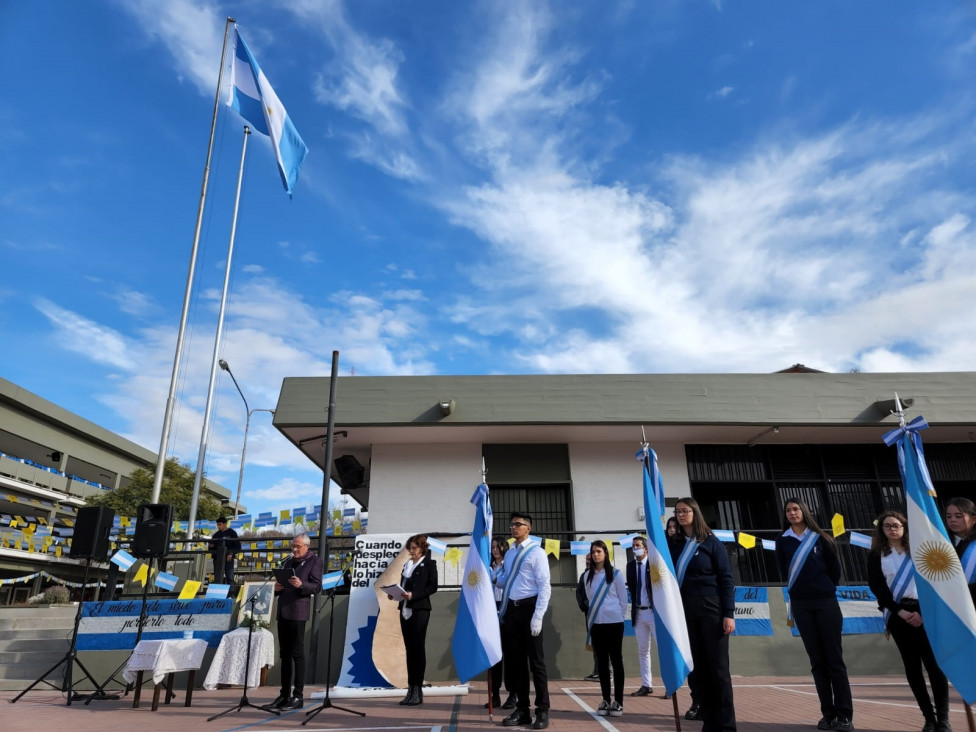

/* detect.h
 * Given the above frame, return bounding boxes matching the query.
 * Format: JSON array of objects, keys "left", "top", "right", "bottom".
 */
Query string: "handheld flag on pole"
[
  {"left": 883, "top": 404, "right": 976, "bottom": 704},
  {"left": 451, "top": 483, "right": 502, "bottom": 682},
  {"left": 637, "top": 444, "right": 693, "bottom": 697},
  {"left": 227, "top": 27, "right": 308, "bottom": 195}
]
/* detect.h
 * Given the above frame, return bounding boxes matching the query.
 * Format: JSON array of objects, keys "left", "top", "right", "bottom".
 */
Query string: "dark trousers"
[
  {"left": 490, "top": 602, "right": 507, "bottom": 698},
  {"left": 214, "top": 558, "right": 235, "bottom": 585},
  {"left": 399, "top": 609, "right": 430, "bottom": 687},
  {"left": 792, "top": 596, "right": 853, "bottom": 720},
  {"left": 684, "top": 594, "right": 736, "bottom": 732},
  {"left": 591, "top": 622, "right": 624, "bottom": 704},
  {"left": 501, "top": 598, "right": 549, "bottom": 713},
  {"left": 888, "top": 609, "right": 948, "bottom": 720},
  {"left": 277, "top": 618, "right": 307, "bottom": 697}
]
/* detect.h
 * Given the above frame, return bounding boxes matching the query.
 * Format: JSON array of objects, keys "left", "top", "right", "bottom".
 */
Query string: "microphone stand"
[
  {"left": 303, "top": 577, "right": 364, "bottom": 725},
  {"left": 208, "top": 582, "right": 279, "bottom": 721}
]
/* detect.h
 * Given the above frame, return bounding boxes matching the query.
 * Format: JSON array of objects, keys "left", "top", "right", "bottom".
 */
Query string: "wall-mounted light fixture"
[
  {"left": 439, "top": 399, "right": 455, "bottom": 416},
  {"left": 747, "top": 426, "right": 780, "bottom": 447}
]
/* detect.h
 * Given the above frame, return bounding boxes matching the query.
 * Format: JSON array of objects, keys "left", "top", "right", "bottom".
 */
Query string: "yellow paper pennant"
[
  {"left": 737, "top": 532, "right": 756, "bottom": 549},
  {"left": 133, "top": 563, "right": 149, "bottom": 587},
  {"left": 831, "top": 513, "right": 845, "bottom": 538},
  {"left": 544, "top": 538, "right": 560, "bottom": 559},
  {"left": 236, "top": 585, "right": 245, "bottom": 603},
  {"left": 179, "top": 580, "right": 201, "bottom": 601},
  {"left": 444, "top": 547, "right": 463, "bottom": 567},
  {"left": 507, "top": 537, "right": 516, "bottom": 547},
  {"left": 56, "top": 546, "right": 62, "bottom": 557},
  {"left": 606, "top": 543, "right": 614, "bottom": 564}
]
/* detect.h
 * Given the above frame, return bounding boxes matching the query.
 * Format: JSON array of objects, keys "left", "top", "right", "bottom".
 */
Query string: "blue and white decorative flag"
[
  {"left": 206, "top": 583, "right": 231, "bottom": 599},
  {"left": 426, "top": 537, "right": 447, "bottom": 555},
  {"left": 884, "top": 414, "right": 976, "bottom": 704},
  {"left": 321, "top": 570, "right": 346, "bottom": 591},
  {"left": 637, "top": 445, "right": 693, "bottom": 696},
  {"left": 849, "top": 531, "right": 872, "bottom": 550},
  {"left": 110, "top": 548, "right": 136, "bottom": 571},
  {"left": 570, "top": 541, "right": 590, "bottom": 556},
  {"left": 712, "top": 529, "right": 735, "bottom": 543},
  {"left": 618, "top": 533, "right": 640, "bottom": 549},
  {"left": 451, "top": 483, "right": 502, "bottom": 683},
  {"left": 154, "top": 571, "right": 179, "bottom": 592},
  {"left": 761, "top": 539, "right": 776, "bottom": 551},
  {"left": 227, "top": 27, "right": 308, "bottom": 195}
]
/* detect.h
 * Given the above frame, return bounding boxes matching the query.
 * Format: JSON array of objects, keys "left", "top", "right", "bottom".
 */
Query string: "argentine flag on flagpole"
[
  {"left": 227, "top": 27, "right": 308, "bottom": 195},
  {"left": 637, "top": 445, "right": 693, "bottom": 697},
  {"left": 884, "top": 412, "right": 976, "bottom": 704},
  {"left": 451, "top": 483, "right": 502, "bottom": 683}
]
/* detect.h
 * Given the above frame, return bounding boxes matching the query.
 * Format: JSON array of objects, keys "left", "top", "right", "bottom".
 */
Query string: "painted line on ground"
[
  {"left": 765, "top": 684, "right": 935, "bottom": 711},
  {"left": 561, "top": 687, "right": 621, "bottom": 731}
]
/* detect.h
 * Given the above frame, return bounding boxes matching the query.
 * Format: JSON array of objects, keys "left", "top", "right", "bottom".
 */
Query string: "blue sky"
[{"left": 3, "top": 1, "right": 976, "bottom": 518}]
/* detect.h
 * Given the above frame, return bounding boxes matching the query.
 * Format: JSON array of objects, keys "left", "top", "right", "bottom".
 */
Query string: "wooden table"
[{"left": 122, "top": 638, "right": 208, "bottom": 710}]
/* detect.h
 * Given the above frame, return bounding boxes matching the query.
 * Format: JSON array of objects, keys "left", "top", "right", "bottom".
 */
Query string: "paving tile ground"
[{"left": 2, "top": 675, "right": 971, "bottom": 731}]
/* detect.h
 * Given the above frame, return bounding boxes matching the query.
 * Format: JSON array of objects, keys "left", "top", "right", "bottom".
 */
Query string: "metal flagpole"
[
  {"left": 151, "top": 16, "right": 235, "bottom": 504},
  {"left": 187, "top": 125, "right": 251, "bottom": 536}
]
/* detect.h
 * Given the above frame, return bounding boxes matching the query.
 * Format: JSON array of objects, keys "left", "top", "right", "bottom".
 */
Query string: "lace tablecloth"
[
  {"left": 122, "top": 638, "right": 208, "bottom": 685},
  {"left": 203, "top": 627, "right": 275, "bottom": 690}
]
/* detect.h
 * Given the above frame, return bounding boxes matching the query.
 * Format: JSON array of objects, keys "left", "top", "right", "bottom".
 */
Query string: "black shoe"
[
  {"left": 630, "top": 685, "right": 652, "bottom": 697},
  {"left": 485, "top": 695, "right": 503, "bottom": 709},
  {"left": 833, "top": 718, "right": 854, "bottom": 731},
  {"left": 279, "top": 696, "right": 304, "bottom": 711},
  {"left": 584, "top": 672, "right": 600, "bottom": 682},
  {"left": 501, "top": 694, "right": 518, "bottom": 710},
  {"left": 922, "top": 720, "right": 937, "bottom": 732},
  {"left": 263, "top": 694, "right": 289, "bottom": 710},
  {"left": 502, "top": 710, "right": 532, "bottom": 727},
  {"left": 818, "top": 718, "right": 836, "bottom": 730},
  {"left": 936, "top": 722, "right": 953, "bottom": 732},
  {"left": 399, "top": 686, "right": 414, "bottom": 705},
  {"left": 532, "top": 711, "right": 550, "bottom": 729},
  {"left": 405, "top": 686, "right": 422, "bottom": 706},
  {"left": 685, "top": 703, "right": 701, "bottom": 721}
]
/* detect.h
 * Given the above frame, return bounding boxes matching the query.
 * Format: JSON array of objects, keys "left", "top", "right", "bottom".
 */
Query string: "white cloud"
[
  {"left": 248, "top": 477, "right": 324, "bottom": 505},
  {"left": 34, "top": 298, "right": 136, "bottom": 370}
]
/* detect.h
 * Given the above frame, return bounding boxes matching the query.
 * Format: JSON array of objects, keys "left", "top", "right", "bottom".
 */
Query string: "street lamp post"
[{"left": 219, "top": 359, "right": 274, "bottom": 516}]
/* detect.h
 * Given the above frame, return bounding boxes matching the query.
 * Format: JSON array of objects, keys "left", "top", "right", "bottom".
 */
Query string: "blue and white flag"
[
  {"left": 849, "top": 531, "right": 872, "bottom": 550},
  {"left": 110, "top": 548, "right": 136, "bottom": 571},
  {"left": 426, "top": 537, "right": 447, "bottom": 555},
  {"left": 570, "top": 541, "right": 590, "bottom": 556},
  {"left": 154, "top": 571, "right": 179, "bottom": 592},
  {"left": 227, "top": 27, "right": 308, "bottom": 195},
  {"left": 884, "top": 415, "right": 976, "bottom": 704},
  {"left": 451, "top": 483, "right": 502, "bottom": 683},
  {"left": 321, "top": 571, "right": 346, "bottom": 591},
  {"left": 206, "top": 583, "right": 231, "bottom": 599},
  {"left": 712, "top": 529, "right": 735, "bottom": 543},
  {"left": 637, "top": 445, "right": 693, "bottom": 696}
]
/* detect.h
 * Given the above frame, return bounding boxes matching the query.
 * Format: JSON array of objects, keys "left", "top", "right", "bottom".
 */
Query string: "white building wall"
[
  {"left": 366, "top": 442, "right": 484, "bottom": 534},
  {"left": 568, "top": 441, "right": 691, "bottom": 532}
]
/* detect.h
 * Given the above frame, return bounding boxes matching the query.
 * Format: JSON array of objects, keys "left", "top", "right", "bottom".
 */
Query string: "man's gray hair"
[{"left": 294, "top": 533, "right": 310, "bottom": 545}]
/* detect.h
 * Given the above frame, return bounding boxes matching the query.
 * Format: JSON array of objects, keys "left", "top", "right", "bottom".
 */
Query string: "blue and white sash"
[
  {"left": 498, "top": 544, "right": 534, "bottom": 620},
  {"left": 584, "top": 569, "right": 619, "bottom": 646},
  {"left": 883, "top": 553, "right": 914, "bottom": 625},
  {"left": 675, "top": 537, "right": 698, "bottom": 587},
  {"left": 961, "top": 542, "right": 976, "bottom": 585},
  {"left": 785, "top": 531, "right": 820, "bottom": 626}
]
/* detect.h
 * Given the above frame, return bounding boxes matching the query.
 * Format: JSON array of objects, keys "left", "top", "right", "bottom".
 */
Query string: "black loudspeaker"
[
  {"left": 69, "top": 506, "right": 115, "bottom": 559},
  {"left": 132, "top": 503, "right": 174, "bottom": 558},
  {"left": 334, "top": 455, "right": 365, "bottom": 490}
]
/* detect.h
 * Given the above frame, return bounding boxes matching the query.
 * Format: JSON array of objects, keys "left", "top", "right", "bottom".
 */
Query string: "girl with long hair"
[
  {"left": 945, "top": 498, "right": 976, "bottom": 607},
  {"left": 486, "top": 537, "right": 516, "bottom": 710},
  {"left": 581, "top": 540, "right": 628, "bottom": 717},
  {"left": 867, "top": 511, "right": 949, "bottom": 732},
  {"left": 776, "top": 498, "right": 853, "bottom": 731},
  {"left": 669, "top": 497, "right": 737, "bottom": 732}
]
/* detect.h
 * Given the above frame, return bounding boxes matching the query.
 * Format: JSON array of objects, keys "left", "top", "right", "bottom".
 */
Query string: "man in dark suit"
[
  {"left": 626, "top": 536, "right": 655, "bottom": 697},
  {"left": 265, "top": 533, "right": 322, "bottom": 711}
]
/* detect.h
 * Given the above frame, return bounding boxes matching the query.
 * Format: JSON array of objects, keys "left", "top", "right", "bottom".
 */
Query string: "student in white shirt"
[
  {"left": 581, "top": 540, "right": 628, "bottom": 717},
  {"left": 625, "top": 536, "right": 655, "bottom": 697}
]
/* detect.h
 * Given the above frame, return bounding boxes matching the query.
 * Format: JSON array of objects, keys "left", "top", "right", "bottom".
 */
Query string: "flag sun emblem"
[
  {"left": 914, "top": 541, "right": 961, "bottom": 582},
  {"left": 650, "top": 560, "right": 664, "bottom": 586},
  {"left": 467, "top": 570, "right": 482, "bottom": 588}
]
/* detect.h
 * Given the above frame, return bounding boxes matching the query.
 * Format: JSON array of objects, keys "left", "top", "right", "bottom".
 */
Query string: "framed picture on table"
[{"left": 238, "top": 581, "right": 275, "bottom": 626}]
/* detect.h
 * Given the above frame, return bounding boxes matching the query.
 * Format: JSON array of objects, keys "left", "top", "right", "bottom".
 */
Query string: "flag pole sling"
[
  {"left": 187, "top": 126, "right": 251, "bottom": 535},
  {"left": 151, "top": 16, "right": 234, "bottom": 503}
]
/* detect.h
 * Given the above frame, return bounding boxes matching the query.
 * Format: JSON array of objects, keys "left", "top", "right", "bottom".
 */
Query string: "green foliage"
[
  {"left": 85, "top": 458, "right": 222, "bottom": 521},
  {"left": 42, "top": 585, "right": 71, "bottom": 604}
]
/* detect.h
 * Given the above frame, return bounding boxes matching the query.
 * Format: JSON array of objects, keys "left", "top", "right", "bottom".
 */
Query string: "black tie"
[{"left": 636, "top": 561, "right": 643, "bottom": 606}]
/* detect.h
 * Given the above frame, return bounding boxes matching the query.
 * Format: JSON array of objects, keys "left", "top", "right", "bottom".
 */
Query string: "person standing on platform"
[
  {"left": 867, "top": 511, "right": 950, "bottom": 732},
  {"left": 626, "top": 536, "right": 655, "bottom": 697},
  {"left": 495, "top": 512, "right": 552, "bottom": 730},
  {"left": 582, "top": 540, "right": 628, "bottom": 717},
  {"left": 776, "top": 498, "right": 853, "bottom": 732},
  {"left": 265, "top": 533, "right": 322, "bottom": 711},
  {"left": 670, "top": 497, "right": 737, "bottom": 732},
  {"left": 394, "top": 533, "right": 438, "bottom": 706},
  {"left": 209, "top": 516, "right": 241, "bottom": 585}
]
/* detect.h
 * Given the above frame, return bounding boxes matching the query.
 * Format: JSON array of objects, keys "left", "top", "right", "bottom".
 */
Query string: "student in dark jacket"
[
  {"left": 945, "top": 497, "right": 976, "bottom": 607},
  {"left": 669, "top": 497, "right": 737, "bottom": 732},
  {"left": 776, "top": 498, "right": 853, "bottom": 732},
  {"left": 867, "top": 511, "right": 949, "bottom": 732},
  {"left": 392, "top": 534, "right": 438, "bottom": 706}
]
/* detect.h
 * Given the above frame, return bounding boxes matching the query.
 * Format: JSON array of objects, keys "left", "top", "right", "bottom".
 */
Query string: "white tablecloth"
[
  {"left": 123, "top": 638, "right": 209, "bottom": 685},
  {"left": 203, "top": 627, "right": 276, "bottom": 690}
]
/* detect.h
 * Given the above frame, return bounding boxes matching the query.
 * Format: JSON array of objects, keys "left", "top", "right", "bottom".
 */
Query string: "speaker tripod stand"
[
  {"left": 10, "top": 556, "right": 119, "bottom": 706},
  {"left": 303, "top": 578, "right": 364, "bottom": 725},
  {"left": 208, "top": 582, "right": 280, "bottom": 721}
]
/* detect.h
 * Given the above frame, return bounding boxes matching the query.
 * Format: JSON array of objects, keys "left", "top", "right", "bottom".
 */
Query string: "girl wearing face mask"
[{"left": 945, "top": 497, "right": 976, "bottom": 606}]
